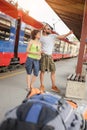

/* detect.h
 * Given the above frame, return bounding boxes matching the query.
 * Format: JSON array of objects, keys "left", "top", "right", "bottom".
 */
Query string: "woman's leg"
[
  {"left": 25, "top": 57, "right": 33, "bottom": 91},
  {"left": 30, "top": 75, "right": 37, "bottom": 88},
  {"left": 26, "top": 74, "right": 31, "bottom": 90},
  {"left": 32, "top": 59, "right": 39, "bottom": 88}
]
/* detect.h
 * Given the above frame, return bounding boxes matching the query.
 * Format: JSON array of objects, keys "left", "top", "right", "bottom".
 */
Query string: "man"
[{"left": 40, "top": 24, "right": 73, "bottom": 92}]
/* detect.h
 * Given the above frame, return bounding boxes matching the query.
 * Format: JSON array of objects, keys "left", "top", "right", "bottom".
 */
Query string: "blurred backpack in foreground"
[{"left": 0, "top": 88, "right": 87, "bottom": 130}]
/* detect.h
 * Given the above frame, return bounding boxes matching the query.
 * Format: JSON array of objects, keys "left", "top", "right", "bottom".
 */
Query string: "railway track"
[{"left": 0, "top": 64, "right": 25, "bottom": 73}]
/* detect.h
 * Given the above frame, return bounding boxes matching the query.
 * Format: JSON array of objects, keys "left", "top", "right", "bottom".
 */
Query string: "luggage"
[{"left": 0, "top": 88, "right": 86, "bottom": 130}]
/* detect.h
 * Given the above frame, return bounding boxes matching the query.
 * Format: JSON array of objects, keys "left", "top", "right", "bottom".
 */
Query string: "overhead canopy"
[
  {"left": 18, "top": 10, "right": 43, "bottom": 29},
  {"left": 0, "top": 0, "right": 18, "bottom": 18},
  {"left": 0, "top": 0, "right": 43, "bottom": 29},
  {"left": 45, "top": 0, "right": 85, "bottom": 40}
]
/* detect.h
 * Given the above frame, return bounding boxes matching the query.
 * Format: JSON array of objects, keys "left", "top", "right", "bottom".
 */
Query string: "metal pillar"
[{"left": 76, "top": 0, "right": 87, "bottom": 75}]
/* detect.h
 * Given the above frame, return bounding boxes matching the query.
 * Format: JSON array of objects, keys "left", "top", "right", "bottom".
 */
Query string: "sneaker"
[
  {"left": 26, "top": 88, "right": 32, "bottom": 98},
  {"left": 26, "top": 87, "right": 32, "bottom": 92},
  {"left": 26, "top": 88, "right": 30, "bottom": 92},
  {"left": 40, "top": 85, "right": 45, "bottom": 92},
  {"left": 51, "top": 86, "right": 60, "bottom": 93}
]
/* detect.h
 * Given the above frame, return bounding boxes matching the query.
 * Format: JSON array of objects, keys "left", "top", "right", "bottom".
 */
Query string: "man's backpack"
[{"left": 0, "top": 92, "right": 86, "bottom": 130}]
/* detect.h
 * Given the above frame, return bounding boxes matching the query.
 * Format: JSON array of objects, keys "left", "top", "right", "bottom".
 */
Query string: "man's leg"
[
  {"left": 40, "top": 71, "right": 45, "bottom": 91},
  {"left": 51, "top": 71, "right": 55, "bottom": 87},
  {"left": 51, "top": 71, "right": 60, "bottom": 92}
]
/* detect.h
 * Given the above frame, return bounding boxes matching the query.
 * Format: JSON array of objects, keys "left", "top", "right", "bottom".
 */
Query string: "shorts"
[
  {"left": 25, "top": 57, "right": 40, "bottom": 76},
  {"left": 40, "top": 54, "right": 56, "bottom": 72}
]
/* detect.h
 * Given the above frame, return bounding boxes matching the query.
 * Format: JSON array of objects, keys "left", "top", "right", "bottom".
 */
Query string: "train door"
[
  {"left": 10, "top": 17, "right": 22, "bottom": 65},
  {"left": 18, "top": 24, "right": 32, "bottom": 64}
]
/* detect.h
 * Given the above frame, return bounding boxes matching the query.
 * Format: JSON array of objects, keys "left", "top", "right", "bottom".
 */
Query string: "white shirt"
[{"left": 40, "top": 34, "right": 58, "bottom": 55}]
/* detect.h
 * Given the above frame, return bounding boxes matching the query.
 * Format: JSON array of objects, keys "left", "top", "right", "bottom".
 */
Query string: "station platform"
[{"left": 0, "top": 57, "right": 87, "bottom": 122}]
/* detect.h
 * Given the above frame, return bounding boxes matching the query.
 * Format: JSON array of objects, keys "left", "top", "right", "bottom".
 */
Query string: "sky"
[{"left": 16, "top": 0, "right": 70, "bottom": 35}]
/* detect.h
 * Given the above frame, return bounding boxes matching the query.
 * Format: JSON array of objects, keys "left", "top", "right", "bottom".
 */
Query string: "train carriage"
[
  {"left": 0, "top": 13, "right": 16, "bottom": 67},
  {"left": 52, "top": 39, "right": 78, "bottom": 61}
]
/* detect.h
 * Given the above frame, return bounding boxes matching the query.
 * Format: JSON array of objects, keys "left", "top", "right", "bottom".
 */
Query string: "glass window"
[
  {"left": 24, "top": 28, "right": 31, "bottom": 44},
  {"left": 59, "top": 41, "right": 65, "bottom": 53},
  {"left": 0, "top": 18, "right": 11, "bottom": 40},
  {"left": 53, "top": 40, "right": 61, "bottom": 53}
]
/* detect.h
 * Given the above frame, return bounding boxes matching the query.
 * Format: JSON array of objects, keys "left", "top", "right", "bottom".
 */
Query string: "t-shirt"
[
  {"left": 28, "top": 43, "right": 41, "bottom": 60},
  {"left": 40, "top": 34, "right": 58, "bottom": 55}
]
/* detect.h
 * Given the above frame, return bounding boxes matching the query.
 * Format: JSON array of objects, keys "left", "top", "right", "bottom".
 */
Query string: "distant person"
[
  {"left": 25, "top": 29, "right": 41, "bottom": 92},
  {"left": 40, "top": 24, "right": 73, "bottom": 92}
]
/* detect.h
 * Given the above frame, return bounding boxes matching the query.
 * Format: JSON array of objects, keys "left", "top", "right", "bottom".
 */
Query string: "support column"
[{"left": 76, "top": 0, "right": 87, "bottom": 75}]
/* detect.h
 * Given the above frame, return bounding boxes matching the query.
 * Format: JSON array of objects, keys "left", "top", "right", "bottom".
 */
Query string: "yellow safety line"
[{"left": 0, "top": 70, "right": 25, "bottom": 79}]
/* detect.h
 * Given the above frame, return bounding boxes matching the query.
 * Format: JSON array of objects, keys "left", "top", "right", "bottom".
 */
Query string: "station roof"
[
  {"left": 0, "top": 0, "right": 18, "bottom": 18},
  {"left": 45, "top": 0, "right": 85, "bottom": 40},
  {"left": 0, "top": 0, "right": 43, "bottom": 29}
]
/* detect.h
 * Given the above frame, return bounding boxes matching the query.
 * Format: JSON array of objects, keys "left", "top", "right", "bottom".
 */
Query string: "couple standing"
[{"left": 25, "top": 24, "right": 73, "bottom": 93}]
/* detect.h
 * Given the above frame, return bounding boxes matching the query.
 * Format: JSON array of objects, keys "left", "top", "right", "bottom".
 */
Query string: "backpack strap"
[
  {"left": 17, "top": 99, "right": 57, "bottom": 128},
  {"left": 57, "top": 98, "right": 65, "bottom": 111},
  {"left": 25, "top": 103, "right": 42, "bottom": 123}
]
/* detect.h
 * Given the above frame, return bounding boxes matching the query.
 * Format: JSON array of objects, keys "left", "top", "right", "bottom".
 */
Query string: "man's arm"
[{"left": 57, "top": 30, "right": 73, "bottom": 40}]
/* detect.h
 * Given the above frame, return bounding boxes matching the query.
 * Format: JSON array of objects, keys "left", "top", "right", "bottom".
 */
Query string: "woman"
[{"left": 25, "top": 29, "right": 41, "bottom": 92}]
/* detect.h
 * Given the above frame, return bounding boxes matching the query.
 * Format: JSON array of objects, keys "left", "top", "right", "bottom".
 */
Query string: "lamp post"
[{"left": 53, "top": 21, "right": 58, "bottom": 31}]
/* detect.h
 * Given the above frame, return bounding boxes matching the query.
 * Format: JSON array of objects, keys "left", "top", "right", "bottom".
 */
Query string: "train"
[
  {"left": 0, "top": 0, "right": 78, "bottom": 72},
  {"left": 52, "top": 39, "right": 78, "bottom": 60}
]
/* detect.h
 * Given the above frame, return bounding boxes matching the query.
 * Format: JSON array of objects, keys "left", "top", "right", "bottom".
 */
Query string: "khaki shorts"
[{"left": 40, "top": 54, "right": 56, "bottom": 72}]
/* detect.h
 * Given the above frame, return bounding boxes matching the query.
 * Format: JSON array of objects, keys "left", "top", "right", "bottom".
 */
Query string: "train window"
[
  {"left": 54, "top": 43, "right": 60, "bottom": 52},
  {"left": 24, "top": 28, "right": 31, "bottom": 44},
  {"left": 0, "top": 18, "right": 11, "bottom": 41},
  {"left": 60, "top": 41, "right": 65, "bottom": 53},
  {"left": 53, "top": 40, "right": 61, "bottom": 53}
]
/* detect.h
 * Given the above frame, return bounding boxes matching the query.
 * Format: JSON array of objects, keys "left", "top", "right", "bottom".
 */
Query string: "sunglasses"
[{"left": 44, "top": 28, "right": 51, "bottom": 30}]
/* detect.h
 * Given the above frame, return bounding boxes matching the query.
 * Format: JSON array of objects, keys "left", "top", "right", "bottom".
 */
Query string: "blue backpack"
[{"left": 0, "top": 92, "right": 86, "bottom": 130}]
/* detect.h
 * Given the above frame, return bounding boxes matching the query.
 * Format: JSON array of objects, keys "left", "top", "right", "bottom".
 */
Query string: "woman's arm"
[{"left": 26, "top": 40, "right": 33, "bottom": 54}]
